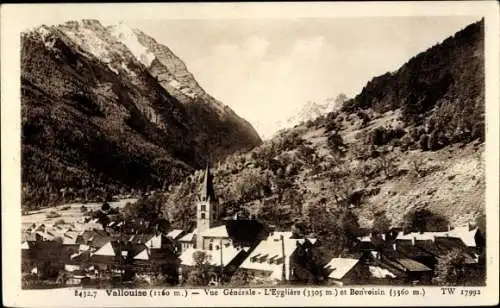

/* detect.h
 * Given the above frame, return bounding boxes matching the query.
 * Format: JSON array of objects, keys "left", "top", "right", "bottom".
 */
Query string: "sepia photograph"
[{"left": 2, "top": 2, "right": 499, "bottom": 307}]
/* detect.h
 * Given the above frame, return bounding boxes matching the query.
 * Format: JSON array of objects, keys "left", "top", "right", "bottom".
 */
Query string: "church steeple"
[
  {"left": 196, "top": 164, "right": 218, "bottom": 249},
  {"left": 200, "top": 163, "right": 216, "bottom": 202}
]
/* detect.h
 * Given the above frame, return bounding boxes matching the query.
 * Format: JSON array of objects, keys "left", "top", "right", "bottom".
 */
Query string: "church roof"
[
  {"left": 200, "top": 165, "right": 216, "bottom": 201},
  {"left": 200, "top": 225, "right": 229, "bottom": 238}
]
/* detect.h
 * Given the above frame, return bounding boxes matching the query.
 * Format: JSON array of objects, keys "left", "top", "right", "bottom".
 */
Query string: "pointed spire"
[{"left": 200, "top": 163, "right": 216, "bottom": 201}]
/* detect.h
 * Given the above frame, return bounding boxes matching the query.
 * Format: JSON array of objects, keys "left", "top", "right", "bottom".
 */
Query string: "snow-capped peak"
[
  {"left": 35, "top": 25, "right": 52, "bottom": 41},
  {"left": 108, "top": 22, "right": 155, "bottom": 67}
]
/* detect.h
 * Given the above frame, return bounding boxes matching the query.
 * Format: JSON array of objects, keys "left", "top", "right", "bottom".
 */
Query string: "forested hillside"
[
  {"left": 158, "top": 19, "right": 485, "bottom": 254},
  {"left": 21, "top": 20, "right": 261, "bottom": 210}
]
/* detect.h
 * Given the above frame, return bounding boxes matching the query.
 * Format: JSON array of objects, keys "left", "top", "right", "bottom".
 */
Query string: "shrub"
[
  {"left": 327, "top": 132, "right": 346, "bottom": 154},
  {"left": 370, "top": 126, "right": 406, "bottom": 146}
]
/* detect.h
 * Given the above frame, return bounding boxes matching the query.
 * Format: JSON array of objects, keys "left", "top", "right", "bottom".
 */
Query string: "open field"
[{"left": 21, "top": 198, "right": 138, "bottom": 228}]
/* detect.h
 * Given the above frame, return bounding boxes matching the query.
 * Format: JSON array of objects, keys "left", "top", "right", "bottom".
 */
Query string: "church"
[{"left": 178, "top": 165, "right": 261, "bottom": 283}]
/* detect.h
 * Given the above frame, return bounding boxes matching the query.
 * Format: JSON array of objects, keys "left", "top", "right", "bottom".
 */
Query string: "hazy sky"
[
  {"left": 16, "top": 9, "right": 481, "bottom": 138},
  {"left": 120, "top": 16, "right": 480, "bottom": 137}
]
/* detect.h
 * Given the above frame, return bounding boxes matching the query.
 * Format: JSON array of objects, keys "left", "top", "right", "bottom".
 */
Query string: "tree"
[
  {"left": 435, "top": 249, "right": 466, "bottom": 286},
  {"left": 402, "top": 208, "right": 449, "bottom": 233},
  {"left": 428, "top": 129, "right": 440, "bottom": 151},
  {"left": 101, "top": 202, "right": 111, "bottom": 212},
  {"left": 229, "top": 270, "right": 254, "bottom": 286},
  {"left": 327, "top": 132, "right": 346, "bottom": 154},
  {"left": 185, "top": 251, "right": 213, "bottom": 286},
  {"left": 372, "top": 211, "right": 391, "bottom": 234},
  {"left": 419, "top": 134, "right": 429, "bottom": 151}
]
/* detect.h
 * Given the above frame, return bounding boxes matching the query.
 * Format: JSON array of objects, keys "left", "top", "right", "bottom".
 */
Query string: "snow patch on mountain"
[
  {"left": 107, "top": 64, "right": 119, "bottom": 75},
  {"left": 36, "top": 25, "right": 52, "bottom": 41},
  {"left": 168, "top": 79, "right": 181, "bottom": 90},
  {"left": 108, "top": 22, "right": 155, "bottom": 67},
  {"left": 63, "top": 27, "right": 111, "bottom": 63},
  {"left": 261, "top": 96, "right": 346, "bottom": 140}
]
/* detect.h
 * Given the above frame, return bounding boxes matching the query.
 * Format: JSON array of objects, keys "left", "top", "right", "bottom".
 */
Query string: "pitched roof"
[
  {"left": 396, "top": 226, "right": 479, "bottom": 248},
  {"left": 129, "top": 233, "right": 154, "bottom": 245},
  {"left": 133, "top": 248, "right": 179, "bottom": 264},
  {"left": 324, "top": 258, "right": 360, "bottom": 280},
  {"left": 397, "top": 258, "right": 432, "bottom": 272},
  {"left": 167, "top": 229, "right": 184, "bottom": 240},
  {"left": 239, "top": 232, "right": 301, "bottom": 280},
  {"left": 200, "top": 225, "right": 229, "bottom": 238},
  {"left": 179, "top": 229, "right": 197, "bottom": 242},
  {"left": 144, "top": 234, "right": 176, "bottom": 249},
  {"left": 448, "top": 226, "right": 479, "bottom": 247},
  {"left": 21, "top": 241, "right": 30, "bottom": 250},
  {"left": 93, "top": 242, "right": 115, "bottom": 257},
  {"left": 180, "top": 246, "right": 242, "bottom": 267},
  {"left": 396, "top": 240, "right": 434, "bottom": 258},
  {"left": 369, "top": 265, "right": 397, "bottom": 279}
]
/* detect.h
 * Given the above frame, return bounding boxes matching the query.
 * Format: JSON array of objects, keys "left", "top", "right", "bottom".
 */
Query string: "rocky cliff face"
[{"left": 21, "top": 19, "right": 261, "bottom": 207}]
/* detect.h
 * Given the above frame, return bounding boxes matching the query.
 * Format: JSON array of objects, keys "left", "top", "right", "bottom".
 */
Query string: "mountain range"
[
  {"left": 21, "top": 20, "right": 261, "bottom": 208},
  {"left": 163, "top": 19, "right": 485, "bottom": 234},
  {"left": 271, "top": 94, "right": 348, "bottom": 139}
]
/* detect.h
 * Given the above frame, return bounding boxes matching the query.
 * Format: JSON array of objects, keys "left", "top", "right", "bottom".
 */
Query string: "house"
[
  {"left": 198, "top": 225, "right": 233, "bottom": 251},
  {"left": 91, "top": 241, "right": 141, "bottom": 268},
  {"left": 178, "top": 229, "right": 197, "bottom": 252},
  {"left": 179, "top": 245, "right": 248, "bottom": 283},
  {"left": 238, "top": 231, "right": 314, "bottom": 284},
  {"left": 23, "top": 240, "right": 68, "bottom": 279},
  {"left": 378, "top": 249, "right": 433, "bottom": 285},
  {"left": 395, "top": 225, "right": 485, "bottom": 250},
  {"left": 367, "top": 257, "right": 404, "bottom": 285},
  {"left": 133, "top": 243, "right": 181, "bottom": 283},
  {"left": 324, "top": 257, "right": 368, "bottom": 286},
  {"left": 76, "top": 230, "right": 111, "bottom": 252},
  {"left": 145, "top": 234, "right": 177, "bottom": 249},
  {"left": 447, "top": 226, "right": 485, "bottom": 250}
]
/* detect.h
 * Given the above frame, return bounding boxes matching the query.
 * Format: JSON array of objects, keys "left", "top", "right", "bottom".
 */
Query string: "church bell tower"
[{"left": 196, "top": 164, "right": 217, "bottom": 249}]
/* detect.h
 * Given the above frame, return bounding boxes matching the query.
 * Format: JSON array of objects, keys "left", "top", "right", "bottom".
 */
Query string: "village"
[{"left": 21, "top": 166, "right": 486, "bottom": 289}]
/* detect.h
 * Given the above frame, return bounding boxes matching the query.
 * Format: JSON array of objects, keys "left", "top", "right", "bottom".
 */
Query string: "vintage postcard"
[{"left": 1, "top": 1, "right": 499, "bottom": 307}]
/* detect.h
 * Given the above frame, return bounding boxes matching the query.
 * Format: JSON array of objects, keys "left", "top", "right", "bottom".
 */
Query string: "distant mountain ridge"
[
  {"left": 271, "top": 94, "right": 347, "bottom": 139},
  {"left": 21, "top": 19, "right": 261, "bottom": 208},
  {"left": 162, "top": 19, "right": 485, "bottom": 234}
]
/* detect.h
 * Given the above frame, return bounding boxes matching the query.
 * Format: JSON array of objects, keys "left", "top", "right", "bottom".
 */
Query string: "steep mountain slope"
[
  {"left": 162, "top": 19, "right": 485, "bottom": 238},
  {"left": 21, "top": 20, "right": 261, "bottom": 209}
]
